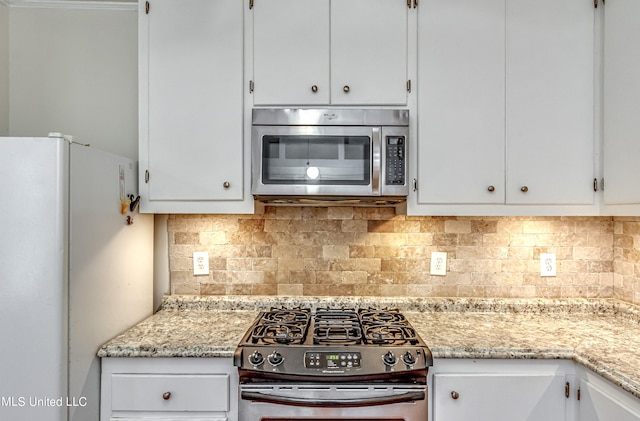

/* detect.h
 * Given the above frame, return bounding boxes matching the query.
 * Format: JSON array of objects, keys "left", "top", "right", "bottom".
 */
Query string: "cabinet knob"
[
  {"left": 521, "top": 186, "right": 529, "bottom": 193},
  {"left": 487, "top": 185, "right": 495, "bottom": 192},
  {"left": 162, "top": 392, "right": 172, "bottom": 400},
  {"left": 451, "top": 391, "right": 460, "bottom": 400},
  {"left": 223, "top": 181, "right": 230, "bottom": 188},
  {"left": 343, "top": 85, "right": 350, "bottom": 93},
  {"left": 311, "top": 85, "right": 318, "bottom": 93}
]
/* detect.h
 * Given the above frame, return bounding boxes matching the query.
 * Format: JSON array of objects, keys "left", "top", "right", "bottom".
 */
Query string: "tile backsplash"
[{"left": 167, "top": 208, "right": 640, "bottom": 305}]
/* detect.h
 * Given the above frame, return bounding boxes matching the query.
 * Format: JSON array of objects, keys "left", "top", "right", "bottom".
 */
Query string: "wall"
[
  {"left": 167, "top": 209, "right": 616, "bottom": 300},
  {"left": 614, "top": 217, "right": 640, "bottom": 304},
  {"left": 8, "top": 5, "right": 138, "bottom": 160},
  {"left": 0, "top": 1, "right": 8, "bottom": 136}
]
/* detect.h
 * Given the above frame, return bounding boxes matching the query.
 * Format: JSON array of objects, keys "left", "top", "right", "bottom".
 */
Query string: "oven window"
[{"left": 262, "top": 135, "right": 370, "bottom": 185}]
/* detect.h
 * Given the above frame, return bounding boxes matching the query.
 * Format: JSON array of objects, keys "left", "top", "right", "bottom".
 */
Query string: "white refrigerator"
[{"left": 0, "top": 135, "right": 154, "bottom": 420}]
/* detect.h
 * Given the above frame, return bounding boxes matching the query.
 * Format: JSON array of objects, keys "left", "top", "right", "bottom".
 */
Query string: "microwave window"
[{"left": 262, "top": 135, "right": 370, "bottom": 185}]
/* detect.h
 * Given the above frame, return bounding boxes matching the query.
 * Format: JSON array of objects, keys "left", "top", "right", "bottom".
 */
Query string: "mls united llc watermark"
[{"left": 1, "top": 396, "right": 88, "bottom": 408}]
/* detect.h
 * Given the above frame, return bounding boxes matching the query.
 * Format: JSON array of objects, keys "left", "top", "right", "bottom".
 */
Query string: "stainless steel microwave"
[{"left": 251, "top": 108, "right": 409, "bottom": 206}]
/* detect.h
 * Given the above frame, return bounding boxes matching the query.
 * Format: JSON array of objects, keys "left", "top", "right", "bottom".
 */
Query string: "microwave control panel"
[{"left": 385, "top": 136, "right": 405, "bottom": 185}]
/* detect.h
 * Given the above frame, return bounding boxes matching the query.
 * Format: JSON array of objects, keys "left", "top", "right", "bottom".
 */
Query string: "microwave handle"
[{"left": 372, "top": 127, "right": 381, "bottom": 195}]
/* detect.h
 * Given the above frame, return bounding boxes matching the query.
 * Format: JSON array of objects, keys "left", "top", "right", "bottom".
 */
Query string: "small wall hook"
[{"left": 128, "top": 194, "right": 141, "bottom": 212}]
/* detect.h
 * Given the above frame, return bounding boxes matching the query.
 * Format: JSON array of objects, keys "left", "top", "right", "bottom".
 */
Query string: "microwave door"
[{"left": 252, "top": 126, "right": 377, "bottom": 197}]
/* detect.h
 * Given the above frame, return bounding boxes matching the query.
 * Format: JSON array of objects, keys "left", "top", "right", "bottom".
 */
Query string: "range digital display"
[{"left": 305, "top": 351, "right": 361, "bottom": 369}]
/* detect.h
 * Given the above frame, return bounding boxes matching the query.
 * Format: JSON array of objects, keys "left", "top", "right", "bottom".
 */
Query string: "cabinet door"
[
  {"left": 253, "top": 0, "right": 330, "bottom": 105},
  {"left": 579, "top": 378, "right": 640, "bottom": 421},
  {"left": 331, "top": 0, "right": 408, "bottom": 105},
  {"left": 141, "top": 0, "right": 244, "bottom": 206},
  {"left": 506, "top": 0, "right": 594, "bottom": 205},
  {"left": 433, "top": 373, "right": 567, "bottom": 421},
  {"left": 602, "top": 0, "right": 640, "bottom": 205},
  {"left": 416, "top": 0, "right": 505, "bottom": 204}
]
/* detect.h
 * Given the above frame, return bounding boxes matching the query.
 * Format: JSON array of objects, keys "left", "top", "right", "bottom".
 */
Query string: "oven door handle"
[{"left": 240, "top": 390, "right": 425, "bottom": 408}]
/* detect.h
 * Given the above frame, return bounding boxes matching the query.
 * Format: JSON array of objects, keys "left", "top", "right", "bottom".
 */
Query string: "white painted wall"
[
  {"left": 0, "top": 2, "right": 9, "bottom": 136},
  {"left": 9, "top": 6, "right": 138, "bottom": 160}
]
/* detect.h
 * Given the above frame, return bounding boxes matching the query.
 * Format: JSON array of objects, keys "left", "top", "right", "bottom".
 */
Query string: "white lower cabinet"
[
  {"left": 577, "top": 368, "right": 640, "bottom": 421},
  {"left": 431, "top": 359, "right": 575, "bottom": 421},
  {"left": 101, "top": 358, "right": 238, "bottom": 421}
]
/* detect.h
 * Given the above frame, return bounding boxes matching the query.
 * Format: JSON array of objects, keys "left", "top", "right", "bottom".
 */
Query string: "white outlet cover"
[
  {"left": 193, "top": 251, "right": 209, "bottom": 276},
  {"left": 540, "top": 253, "right": 556, "bottom": 277},
  {"left": 430, "top": 252, "right": 447, "bottom": 276}
]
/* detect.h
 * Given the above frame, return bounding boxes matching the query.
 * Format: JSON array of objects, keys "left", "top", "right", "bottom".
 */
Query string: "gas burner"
[
  {"left": 251, "top": 323, "right": 306, "bottom": 345},
  {"left": 261, "top": 308, "right": 310, "bottom": 325},
  {"left": 359, "top": 308, "right": 407, "bottom": 325},
  {"left": 363, "top": 324, "right": 419, "bottom": 345}
]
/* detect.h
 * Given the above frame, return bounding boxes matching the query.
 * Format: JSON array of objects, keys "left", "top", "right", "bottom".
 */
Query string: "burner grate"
[
  {"left": 251, "top": 323, "right": 306, "bottom": 345},
  {"left": 250, "top": 307, "right": 310, "bottom": 345},
  {"left": 363, "top": 324, "right": 419, "bottom": 345},
  {"left": 312, "top": 308, "right": 363, "bottom": 345}
]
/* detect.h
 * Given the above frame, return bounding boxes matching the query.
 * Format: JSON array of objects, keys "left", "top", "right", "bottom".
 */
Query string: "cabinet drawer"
[{"left": 111, "top": 374, "right": 229, "bottom": 412}]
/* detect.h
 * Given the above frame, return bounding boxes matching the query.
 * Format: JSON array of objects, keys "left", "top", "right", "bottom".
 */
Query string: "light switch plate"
[
  {"left": 193, "top": 251, "right": 209, "bottom": 276},
  {"left": 430, "top": 252, "right": 447, "bottom": 276},
  {"left": 540, "top": 253, "right": 556, "bottom": 277}
]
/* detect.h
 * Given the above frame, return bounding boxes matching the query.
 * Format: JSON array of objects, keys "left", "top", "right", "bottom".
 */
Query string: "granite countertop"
[{"left": 98, "top": 296, "right": 640, "bottom": 399}]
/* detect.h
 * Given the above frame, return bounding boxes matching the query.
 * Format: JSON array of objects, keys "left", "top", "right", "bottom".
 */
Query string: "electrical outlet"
[
  {"left": 430, "top": 252, "right": 447, "bottom": 276},
  {"left": 540, "top": 253, "right": 556, "bottom": 277},
  {"left": 193, "top": 251, "right": 209, "bottom": 276}
]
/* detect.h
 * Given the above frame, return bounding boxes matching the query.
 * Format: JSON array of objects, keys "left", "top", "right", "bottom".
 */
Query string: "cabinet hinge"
[
  {"left": 407, "top": 80, "right": 412, "bottom": 93},
  {"left": 413, "top": 0, "right": 418, "bottom": 8},
  {"left": 594, "top": 0, "right": 598, "bottom": 8},
  {"left": 145, "top": 0, "right": 149, "bottom": 14},
  {"left": 145, "top": 170, "right": 149, "bottom": 184},
  {"left": 249, "top": 0, "right": 253, "bottom": 9},
  {"left": 412, "top": 178, "right": 418, "bottom": 192},
  {"left": 577, "top": 388, "right": 581, "bottom": 401},
  {"left": 600, "top": 178, "right": 604, "bottom": 191},
  {"left": 593, "top": 178, "right": 598, "bottom": 192},
  {"left": 565, "top": 382, "right": 571, "bottom": 399},
  {"left": 249, "top": 80, "right": 254, "bottom": 93}
]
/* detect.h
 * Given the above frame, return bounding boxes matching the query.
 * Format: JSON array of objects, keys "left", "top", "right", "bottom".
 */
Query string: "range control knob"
[
  {"left": 383, "top": 351, "right": 397, "bottom": 366},
  {"left": 402, "top": 351, "right": 416, "bottom": 366},
  {"left": 267, "top": 351, "right": 284, "bottom": 366},
  {"left": 248, "top": 351, "right": 264, "bottom": 366}
]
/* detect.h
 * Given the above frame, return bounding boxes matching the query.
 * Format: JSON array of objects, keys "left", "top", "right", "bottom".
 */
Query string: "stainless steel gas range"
[{"left": 233, "top": 307, "right": 433, "bottom": 420}]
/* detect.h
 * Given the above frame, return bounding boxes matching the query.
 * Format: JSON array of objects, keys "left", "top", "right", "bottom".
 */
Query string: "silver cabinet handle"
[
  {"left": 343, "top": 85, "right": 350, "bottom": 93},
  {"left": 311, "top": 85, "right": 318, "bottom": 93},
  {"left": 223, "top": 182, "right": 230, "bottom": 188},
  {"left": 488, "top": 185, "right": 495, "bottom": 192},
  {"left": 451, "top": 391, "right": 459, "bottom": 400},
  {"left": 521, "top": 186, "right": 529, "bottom": 193},
  {"left": 162, "top": 392, "right": 171, "bottom": 400}
]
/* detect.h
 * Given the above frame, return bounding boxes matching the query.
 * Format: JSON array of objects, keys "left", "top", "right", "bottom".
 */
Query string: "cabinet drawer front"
[{"left": 111, "top": 374, "right": 229, "bottom": 412}]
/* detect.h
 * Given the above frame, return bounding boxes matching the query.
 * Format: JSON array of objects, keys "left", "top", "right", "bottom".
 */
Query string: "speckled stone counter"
[{"left": 98, "top": 296, "right": 640, "bottom": 399}]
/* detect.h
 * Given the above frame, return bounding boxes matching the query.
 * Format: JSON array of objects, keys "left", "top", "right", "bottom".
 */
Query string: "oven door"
[
  {"left": 251, "top": 126, "right": 381, "bottom": 197},
  {"left": 239, "top": 384, "right": 427, "bottom": 421}
]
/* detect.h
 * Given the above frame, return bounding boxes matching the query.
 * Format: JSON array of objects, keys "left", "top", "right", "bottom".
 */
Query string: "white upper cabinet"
[
  {"left": 330, "top": 0, "right": 408, "bottom": 105},
  {"left": 139, "top": 0, "right": 251, "bottom": 213},
  {"left": 505, "top": 0, "right": 594, "bottom": 206},
  {"left": 602, "top": 0, "right": 640, "bottom": 211},
  {"left": 253, "top": 0, "right": 330, "bottom": 105},
  {"left": 416, "top": 0, "right": 506, "bottom": 205},
  {"left": 412, "top": 0, "right": 596, "bottom": 215},
  {"left": 252, "top": 0, "right": 409, "bottom": 106}
]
